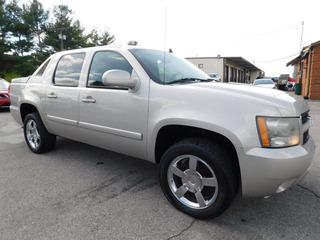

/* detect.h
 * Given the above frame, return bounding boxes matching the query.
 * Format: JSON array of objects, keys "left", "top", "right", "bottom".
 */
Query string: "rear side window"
[
  {"left": 36, "top": 59, "right": 51, "bottom": 76},
  {"left": 54, "top": 53, "right": 85, "bottom": 87}
]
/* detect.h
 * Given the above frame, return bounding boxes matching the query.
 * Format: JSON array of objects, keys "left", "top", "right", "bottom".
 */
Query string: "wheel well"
[
  {"left": 20, "top": 104, "right": 39, "bottom": 123},
  {"left": 155, "top": 125, "right": 240, "bottom": 177}
]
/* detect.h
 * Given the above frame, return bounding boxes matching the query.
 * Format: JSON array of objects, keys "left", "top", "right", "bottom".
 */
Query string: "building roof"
[
  {"left": 225, "top": 57, "right": 261, "bottom": 71},
  {"left": 286, "top": 56, "right": 300, "bottom": 67},
  {"left": 287, "top": 40, "right": 320, "bottom": 67},
  {"left": 309, "top": 40, "right": 320, "bottom": 48},
  {"left": 186, "top": 56, "right": 262, "bottom": 71}
]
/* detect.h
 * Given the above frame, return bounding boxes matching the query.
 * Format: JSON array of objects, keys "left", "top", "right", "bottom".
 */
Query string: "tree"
[
  {"left": 0, "top": 0, "right": 6, "bottom": 40},
  {"left": 87, "top": 28, "right": 115, "bottom": 47},
  {"left": 87, "top": 29, "right": 99, "bottom": 46},
  {"left": 22, "top": 0, "right": 49, "bottom": 54},
  {"left": 0, "top": 0, "right": 35, "bottom": 77},
  {"left": 127, "top": 40, "right": 138, "bottom": 46},
  {"left": 0, "top": 0, "right": 10, "bottom": 76},
  {"left": 4, "top": 0, "right": 32, "bottom": 56},
  {"left": 1, "top": 1, "right": 117, "bottom": 77},
  {"left": 0, "top": 0, "right": 10, "bottom": 53},
  {"left": 69, "top": 19, "right": 88, "bottom": 49},
  {"left": 99, "top": 29, "right": 115, "bottom": 46},
  {"left": 44, "top": 5, "right": 87, "bottom": 51}
]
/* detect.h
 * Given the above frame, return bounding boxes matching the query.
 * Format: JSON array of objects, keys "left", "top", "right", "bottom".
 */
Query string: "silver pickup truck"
[{"left": 10, "top": 46, "right": 315, "bottom": 219}]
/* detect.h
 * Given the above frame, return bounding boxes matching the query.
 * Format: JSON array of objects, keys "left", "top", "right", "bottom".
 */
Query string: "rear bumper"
[
  {"left": 10, "top": 105, "right": 23, "bottom": 125},
  {"left": 238, "top": 137, "right": 315, "bottom": 198}
]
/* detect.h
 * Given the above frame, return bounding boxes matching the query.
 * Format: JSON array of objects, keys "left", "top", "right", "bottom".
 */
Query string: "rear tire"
[
  {"left": 24, "top": 112, "right": 56, "bottom": 153},
  {"left": 159, "top": 138, "right": 237, "bottom": 219}
]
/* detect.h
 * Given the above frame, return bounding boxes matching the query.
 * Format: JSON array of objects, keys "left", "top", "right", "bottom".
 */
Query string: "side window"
[
  {"left": 88, "top": 51, "right": 133, "bottom": 87},
  {"left": 36, "top": 59, "right": 51, "bottom": 76},
  {"left": 54, "top": 53, "right": 85, "bottom": 87}
]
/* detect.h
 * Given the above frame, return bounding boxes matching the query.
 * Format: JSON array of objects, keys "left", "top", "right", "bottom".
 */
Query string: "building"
[
  {"left": 287, "top": 40, "right": 320, "bottom": 99},
  {"left": 186, "top": 56, "right": 264, "bottom": 83}
]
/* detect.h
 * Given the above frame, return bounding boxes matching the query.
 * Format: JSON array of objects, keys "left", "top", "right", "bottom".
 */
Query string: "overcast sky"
[{"left": 39, "top": 0, "right": 319, "bottom": 77}]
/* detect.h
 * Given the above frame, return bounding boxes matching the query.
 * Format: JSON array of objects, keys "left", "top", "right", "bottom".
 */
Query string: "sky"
[{"left": 36, "top": 0, "right": 320, "bottom": 77}]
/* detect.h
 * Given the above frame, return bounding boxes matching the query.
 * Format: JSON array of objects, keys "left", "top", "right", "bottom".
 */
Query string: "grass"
[{"left": 4, "top": 72, "right": 23, "bottom": 83}]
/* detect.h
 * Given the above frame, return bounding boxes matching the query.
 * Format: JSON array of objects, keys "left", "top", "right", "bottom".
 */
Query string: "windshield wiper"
[{"left": 166, "top": 78, "right": 213, "bottom": 85}]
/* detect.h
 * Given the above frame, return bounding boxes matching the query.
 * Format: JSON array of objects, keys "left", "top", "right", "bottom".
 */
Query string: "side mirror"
[{"left": 102, "top": 70, "right": 137, "bottom": 89}]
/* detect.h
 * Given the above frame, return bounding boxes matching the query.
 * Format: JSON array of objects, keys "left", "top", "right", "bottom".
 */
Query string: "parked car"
[
  {"left": 0, "top": 79, "right": 10, "bottom": 108},
  {"left": 208, "top": 73, "right": 221, "bottom": 82},
  {"left": 253, "top": 78, "right": 277, "bottom": 89},
  {"left": 9, "top": 46, "right": 315, "bottom": 219}
]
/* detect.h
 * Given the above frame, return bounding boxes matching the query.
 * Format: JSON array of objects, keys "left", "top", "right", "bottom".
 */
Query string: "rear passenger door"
[
  {"left": 78, "top": 50, "right": 149, "bottom": 159},
  {"left": 45, "top": 52, "right": 86, "bottom": 140}
]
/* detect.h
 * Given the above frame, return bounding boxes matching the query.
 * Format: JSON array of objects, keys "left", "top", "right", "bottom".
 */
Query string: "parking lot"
[{"left": 0, "top": 100, "right": 319, "bottom": 240}]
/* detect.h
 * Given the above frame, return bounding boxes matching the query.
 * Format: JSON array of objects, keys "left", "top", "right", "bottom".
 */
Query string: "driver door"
[{"left": 78, "top": 50, "right": 149, "bottom": 159}]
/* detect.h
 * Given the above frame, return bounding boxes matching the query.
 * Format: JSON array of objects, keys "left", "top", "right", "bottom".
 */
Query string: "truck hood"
[{"left": 189, "top": 82, "right": 309, "bottom": 117}]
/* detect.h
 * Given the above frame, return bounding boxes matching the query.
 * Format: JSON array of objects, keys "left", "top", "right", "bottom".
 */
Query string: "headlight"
[{"left": 257, "top": 117, "right": 300, "bottom": 148}]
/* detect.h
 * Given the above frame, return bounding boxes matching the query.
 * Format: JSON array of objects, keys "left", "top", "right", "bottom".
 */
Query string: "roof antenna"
[{"left": 163, "top": 6, "right": 168, "bottom": 84}]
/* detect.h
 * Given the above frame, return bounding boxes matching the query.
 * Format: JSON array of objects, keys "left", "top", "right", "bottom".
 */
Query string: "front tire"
[
  {"left": 159, "top": 138, "right": 237, "bottom": 219},
  {"left": 24, "top": 112, "right": 56, "bottom": 153}
]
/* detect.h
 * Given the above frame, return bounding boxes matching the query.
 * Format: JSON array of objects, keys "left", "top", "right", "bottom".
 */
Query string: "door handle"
[
  {"left": 47, "top": 92, "right": 57, "bottom": 98},
  {"left": 81, "top": 96, "right": 96, "bottom": 103}
]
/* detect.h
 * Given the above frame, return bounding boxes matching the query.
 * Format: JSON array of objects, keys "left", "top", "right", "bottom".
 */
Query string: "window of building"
[
  {"left": 231, "top": 67, "right": 237, "bottom": 82},
  {"left": 224, "top": 65, "right": 229, "bottom": 82}
]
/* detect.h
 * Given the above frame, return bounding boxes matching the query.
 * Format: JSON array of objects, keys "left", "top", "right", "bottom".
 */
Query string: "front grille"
[{"left": 301, "top": 112, "right": 309, "bottom": 124}]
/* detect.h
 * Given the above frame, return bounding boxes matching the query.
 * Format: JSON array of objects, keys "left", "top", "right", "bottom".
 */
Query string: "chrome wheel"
[
  {"left": 26, "top": 119, "right": 40, "bottom": 150},
  {"left": 23, "top": 113, "right": 56, "bottom": 153},
  {"left": 160, "top": 139, "right": 238, "bottom": 219},
  {"left": 167, "top": 154, "right": 218, "bottom": 209}
]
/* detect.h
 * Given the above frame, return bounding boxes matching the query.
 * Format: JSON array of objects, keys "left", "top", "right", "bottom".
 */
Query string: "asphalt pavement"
[{"left": 0, "top": 100, "right": 319, "bottom": 240}]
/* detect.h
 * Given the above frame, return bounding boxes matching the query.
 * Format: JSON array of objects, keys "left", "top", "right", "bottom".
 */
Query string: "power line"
[
  {"left": 236, "top": 25, "right": 299, "bottom": 42},
  {"left": 256, "top": 53, "right": 299, "bottom": 63},
  {"left": 219, "top": 24, "right": 299, "bottom": 45}
]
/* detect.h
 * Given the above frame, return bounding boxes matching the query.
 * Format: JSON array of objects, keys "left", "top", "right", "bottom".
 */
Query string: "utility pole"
[
  {"left": 57, "top": 28, "right": 66, "bottom": 51},
  {"left": 300, "top": 21, "right": 304, "bottom": 53}
]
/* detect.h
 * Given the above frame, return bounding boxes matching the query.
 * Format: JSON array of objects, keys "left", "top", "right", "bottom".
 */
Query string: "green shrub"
[{"left": 4, "top": 72, "right": 23, "bottom": 83}]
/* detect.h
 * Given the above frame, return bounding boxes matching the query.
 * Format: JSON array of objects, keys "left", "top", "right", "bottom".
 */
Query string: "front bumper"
[
  {"left": 238, "top": 137, "right": 315, "bottom": 198},
  {"left": 0, "top": 98, "right": 10, "bottom": 108}
]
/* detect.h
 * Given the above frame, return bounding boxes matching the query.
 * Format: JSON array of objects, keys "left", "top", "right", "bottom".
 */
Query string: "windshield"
[
  {"left": 130, "top": 49, "right": 210, "bottom": 84},
  {"left": 208, "top": 73, "right": 217, "bottom": 78},
  {"left": 254, "top": 79, "right": 274, "bottom": 85},
  {"left": 0, "top": 80, "right": 9, "bottom": 91}
]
